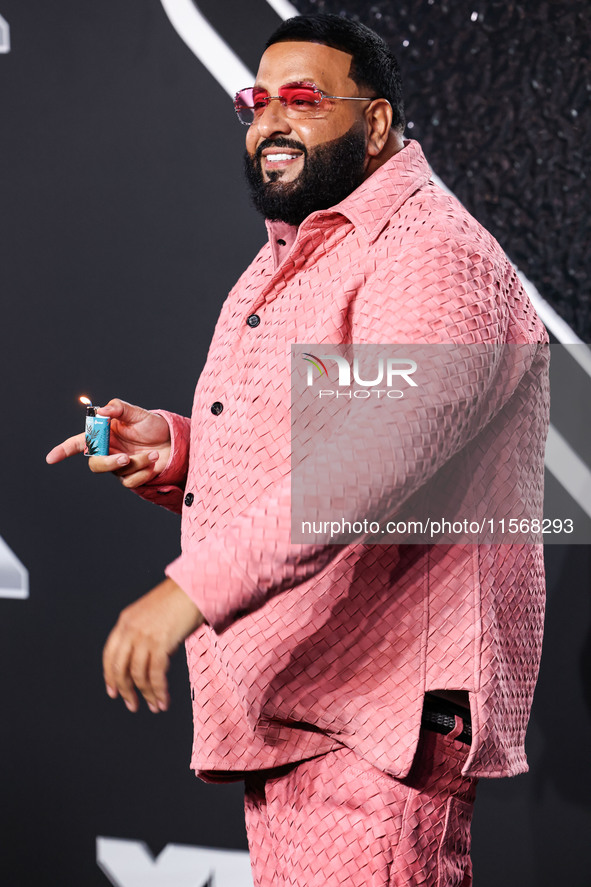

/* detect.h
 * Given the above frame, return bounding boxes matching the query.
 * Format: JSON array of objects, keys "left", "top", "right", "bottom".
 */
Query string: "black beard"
[{"left": 243, "top": 123, "right": 368, "bottom": 227}]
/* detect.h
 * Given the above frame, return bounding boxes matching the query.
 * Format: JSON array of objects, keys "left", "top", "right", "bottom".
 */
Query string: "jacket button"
[
  {"left": 246, "top": 314, "right": 260, "bottom": 327},
  {"left": 211, "top": 401, "right": 223, "bottom": 415},
  {"left": 184, "top": 492, "right": 194, "bottom": 506}
]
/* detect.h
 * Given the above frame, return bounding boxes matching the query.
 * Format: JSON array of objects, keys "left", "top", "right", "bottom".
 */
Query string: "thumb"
[{"left": 97, "top": 399, "right": 148, "bottom": 425}]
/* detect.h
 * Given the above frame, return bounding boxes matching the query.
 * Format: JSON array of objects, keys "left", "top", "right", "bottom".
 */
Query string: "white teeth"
[{"left": 267, "top": 153, "right": 298, "bottom": 162}]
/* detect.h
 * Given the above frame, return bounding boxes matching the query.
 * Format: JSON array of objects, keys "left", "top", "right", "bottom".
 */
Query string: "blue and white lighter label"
[{"left": 84, "top": 415, "right": 111, "bottom": 456}]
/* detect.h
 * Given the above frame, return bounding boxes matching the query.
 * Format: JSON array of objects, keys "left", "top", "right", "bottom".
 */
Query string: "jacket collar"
[
  {"left": 266, "top": 140, "right": 432, "bottom": 250},
  {"left": 331, "top": 139, "right": 432, "bottom": 242}
]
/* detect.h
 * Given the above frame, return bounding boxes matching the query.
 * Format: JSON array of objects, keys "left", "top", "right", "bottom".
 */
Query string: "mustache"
[{"left": 255, "top": 137, "right": 307, "bottom": 161}]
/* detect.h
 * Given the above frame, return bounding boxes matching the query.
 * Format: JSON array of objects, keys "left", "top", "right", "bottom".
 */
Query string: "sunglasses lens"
[
  {"left": 234, "top": 88, "right": 255, "bottom": 124},
  {"left": 279, "top": 85, "right": 321, "bottom": 112},
  {"left": 233, "top": 85, "right": 323, "bottom": 124},
  {"left": 234, "top": 87, "right": 273, "bottom": 124}
]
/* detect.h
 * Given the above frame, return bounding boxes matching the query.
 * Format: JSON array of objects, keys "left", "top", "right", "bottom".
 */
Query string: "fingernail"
[
  {"left": 117, "top": 455, "right": 130, "bottom": 465},
  {"left": 157, "top": 700, "right": 168, "bottom": 712},
  {"left": 124, "top": 699, "right": 136, "bottom": 712},
  {"left": 149, "top": 451, "right": 159, "bottom": 462},
  {"left": 106, "top": 685, "right": 117, "bottom": 698},
  {"left": 148, "top": 702, "right": 158, "bottom": 714}
]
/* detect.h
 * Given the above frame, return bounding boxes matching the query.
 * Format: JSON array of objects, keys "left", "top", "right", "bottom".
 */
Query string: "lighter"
[{"left": 80, "top": 396, "right": 110, "bottom": 456}]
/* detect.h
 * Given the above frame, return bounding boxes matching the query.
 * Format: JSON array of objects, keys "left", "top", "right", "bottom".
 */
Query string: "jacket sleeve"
[
  {"left": 166, "top": 234, "right": 548, "bottom": 632},
  {"left": 132, "top": 410, "right": 191, "bottom": 514}
]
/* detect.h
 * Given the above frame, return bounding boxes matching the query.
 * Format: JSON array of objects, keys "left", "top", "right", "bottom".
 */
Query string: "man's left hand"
[{"left": 103, "top": 577, "right": 204, "bottom": 713}]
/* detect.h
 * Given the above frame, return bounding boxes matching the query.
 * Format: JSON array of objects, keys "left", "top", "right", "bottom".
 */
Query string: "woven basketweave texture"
[
  {"left": 136, "top": 140, "right": 548, "bottom": 780},
  {"left": 244, "top": 730, "right": 477, "bottom": 886}
]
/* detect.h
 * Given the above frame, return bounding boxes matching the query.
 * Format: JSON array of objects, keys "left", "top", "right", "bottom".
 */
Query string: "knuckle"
[
  {"left": 130, "top": 667, "right": 146, "bottom": 687},
  {"left": 88, "top": 456, "right": 109, "bottom": 473},
  {"left": 151, "top": 654, "right": 168, "bottom": 675},
  {"left": 149, "top": 668, "right": 164, "bottom": 687},
  {"left": 117, "top": 609, "right": 131, "bottom": 630},
  {"left": 118, "top": 605, "right": 138, "bottom": 628},
  {"left": 120, "top": 474, "right": 138, "bottom": 489}
]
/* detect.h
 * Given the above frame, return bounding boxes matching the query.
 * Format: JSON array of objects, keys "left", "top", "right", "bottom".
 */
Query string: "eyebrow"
[{"left": 253, "top": 78, "right": 323, "bottom": 90}]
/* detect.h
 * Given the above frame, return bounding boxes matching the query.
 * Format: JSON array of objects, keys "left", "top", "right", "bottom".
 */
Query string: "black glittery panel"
[{"left": 292, "top": 0, "right": 591, "bottom": 341}]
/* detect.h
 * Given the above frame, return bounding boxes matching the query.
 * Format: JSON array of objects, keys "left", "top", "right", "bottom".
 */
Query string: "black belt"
[{"left": 422, "top": 693, "right": 472, "bottom": 746}]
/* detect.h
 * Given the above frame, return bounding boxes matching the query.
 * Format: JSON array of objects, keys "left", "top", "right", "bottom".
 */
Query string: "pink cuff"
[{"left": 132, "top": 410, "right": 191, "bottom": 515}]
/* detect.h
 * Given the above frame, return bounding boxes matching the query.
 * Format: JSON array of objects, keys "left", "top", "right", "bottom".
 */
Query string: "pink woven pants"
[{"left": 244, "top": 725, "right": 477, "bottom": 887}]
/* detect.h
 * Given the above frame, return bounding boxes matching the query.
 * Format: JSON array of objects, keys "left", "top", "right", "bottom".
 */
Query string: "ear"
[{"left": 365, "top": 99, "right": 393, "bottom": 157}]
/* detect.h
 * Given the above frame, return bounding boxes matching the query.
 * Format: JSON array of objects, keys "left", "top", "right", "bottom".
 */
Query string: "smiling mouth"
[
  {"left": 265, "top": 152, "right": 300, "bottom": 161},
  {"left": 262, "top": 151, "right": 303, "bottom": 171},
  {"left": 259, "top": 143, "right": 304, "bottom": 171}
]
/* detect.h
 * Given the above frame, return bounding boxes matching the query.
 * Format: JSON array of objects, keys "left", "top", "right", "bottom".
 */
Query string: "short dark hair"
[{"left": 265, "top": 13, "right": 405, "bottom": 132}]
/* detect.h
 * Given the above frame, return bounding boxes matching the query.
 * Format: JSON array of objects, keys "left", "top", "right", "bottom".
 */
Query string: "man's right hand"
[{"left": 45, "top": 399, "right": 171, "bottom": 489}]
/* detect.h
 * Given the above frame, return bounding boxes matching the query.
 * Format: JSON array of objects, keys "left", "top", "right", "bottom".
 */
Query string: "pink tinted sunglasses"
[{"left": 234, "top": 82, "right": 377, "bottom": 125}]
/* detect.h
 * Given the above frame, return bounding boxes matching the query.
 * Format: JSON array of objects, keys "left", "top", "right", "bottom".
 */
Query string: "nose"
[{"left": 254, "top": 97, "right": 292, "bottom": 139}]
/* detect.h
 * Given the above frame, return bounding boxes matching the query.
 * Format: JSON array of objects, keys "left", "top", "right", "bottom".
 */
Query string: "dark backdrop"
[{"left": 1, "top": 2, "right": 589, "bottom": 885}]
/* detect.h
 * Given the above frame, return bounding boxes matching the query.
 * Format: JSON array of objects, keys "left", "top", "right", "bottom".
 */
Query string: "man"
[{"left": 47, "top": 14, "right": 548, "bottom": 887}]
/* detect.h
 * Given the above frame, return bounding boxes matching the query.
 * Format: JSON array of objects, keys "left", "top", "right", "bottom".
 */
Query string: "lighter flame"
[{"left": 79, "top": 396, "right": 92, "bottom": 407}]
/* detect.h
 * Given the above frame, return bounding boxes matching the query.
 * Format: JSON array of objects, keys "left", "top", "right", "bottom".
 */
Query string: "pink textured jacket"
[{"left": 138, "top": 140, "right": 548, "bottom": 779}]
